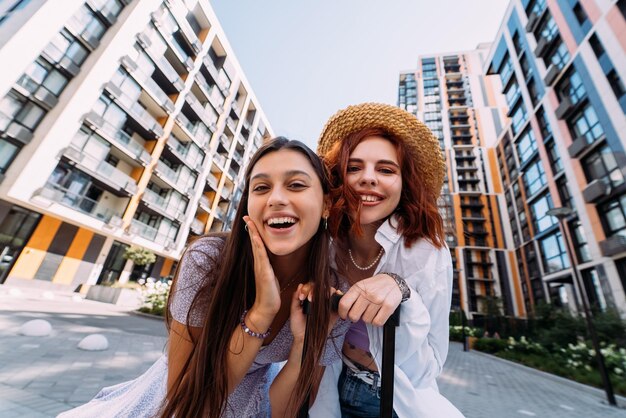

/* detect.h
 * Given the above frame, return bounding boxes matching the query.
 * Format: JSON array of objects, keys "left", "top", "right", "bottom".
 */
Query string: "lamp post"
[{"left": 546, "top": 207, "right": 616, "bottom": 406}]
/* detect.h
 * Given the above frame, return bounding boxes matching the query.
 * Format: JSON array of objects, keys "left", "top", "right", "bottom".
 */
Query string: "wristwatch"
[{"left": 381, "top": 272, "right": 411, "bottom": 303}]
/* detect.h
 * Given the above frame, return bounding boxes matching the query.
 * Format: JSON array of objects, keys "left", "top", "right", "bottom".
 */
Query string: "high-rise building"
[
  {"left": 0, "top": 0, "right": 273, "bottom": 289},
  {"left": 399, "top": 0, "right": 626, "bottom": 318},
  {"left": 399, "top": 45, "right": 525, "bottom": 318},
  {"left": 485, "top": 0, "right": 626, "bottom": 317}
]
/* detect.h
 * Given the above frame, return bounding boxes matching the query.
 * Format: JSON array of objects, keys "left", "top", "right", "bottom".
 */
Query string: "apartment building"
[
  {"left": 399, "top": 46, "right": 524, "bottom": 318},
  {"left": 0, "top": 0, "right": 273, "bottom": 289},
  {"left": 485, "top": 0, "right": 626, "bottom": 317}
]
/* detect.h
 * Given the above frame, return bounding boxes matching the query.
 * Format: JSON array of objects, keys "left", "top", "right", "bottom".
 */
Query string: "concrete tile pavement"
[{"left": 0, "top": 284, "right": 625, "bottom": 417}]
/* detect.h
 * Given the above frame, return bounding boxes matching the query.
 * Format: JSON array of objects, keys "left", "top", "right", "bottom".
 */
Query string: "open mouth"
[
  {"left": 360, "top": 194, "right": 383, "bottom": 203},
  {"left": 266, "top": 217, "right": 298, "bottom": 229}
]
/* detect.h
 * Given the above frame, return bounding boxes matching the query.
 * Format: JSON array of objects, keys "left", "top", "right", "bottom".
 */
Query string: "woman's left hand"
[
  {"left": 290, "top": 283, "right": 312, "bottom": 343},
  {"left": 338, "top": 273, "right": 402, "bottom": 326}
]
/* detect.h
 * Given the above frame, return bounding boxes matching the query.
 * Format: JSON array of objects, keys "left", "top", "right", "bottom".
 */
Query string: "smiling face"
[
  {"left": 346, "top": 136, "right": 402, "bottom": 227},
  {"left": 247, "top": 149, "right": 327, "bottom": 256}
]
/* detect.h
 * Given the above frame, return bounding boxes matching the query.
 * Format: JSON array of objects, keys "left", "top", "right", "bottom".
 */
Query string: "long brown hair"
[
  {"left": 161, "top": 138, "right": 333, "bottom": 417},
  {"left": 324, "top": 127, "right": 445, "bottom": 248}
]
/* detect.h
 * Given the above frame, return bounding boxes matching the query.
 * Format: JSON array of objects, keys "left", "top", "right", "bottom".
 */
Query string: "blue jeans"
[{"left": 338, "top": 364, "right": 399, "bottom": 418}]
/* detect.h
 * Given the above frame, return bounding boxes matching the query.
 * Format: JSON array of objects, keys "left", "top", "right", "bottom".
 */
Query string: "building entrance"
[
  {"left": 0, "top": 204, "right": 42, "bottom": 284},
  {"left": 96, "top": 240, "right": 129, "bottom": 285}
]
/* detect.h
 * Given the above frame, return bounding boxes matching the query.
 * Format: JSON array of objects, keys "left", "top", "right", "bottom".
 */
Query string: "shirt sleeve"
[
  {"left": 169, "top": 236, "right": 224, "bottom": 327},
  {"left": 369, "top": 243, "right": 453, "bottom": 389}
]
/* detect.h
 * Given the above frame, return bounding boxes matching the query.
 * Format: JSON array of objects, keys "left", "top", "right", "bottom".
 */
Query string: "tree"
[{"left": 123, "top": 246, "right": 156, "bottom": 267}]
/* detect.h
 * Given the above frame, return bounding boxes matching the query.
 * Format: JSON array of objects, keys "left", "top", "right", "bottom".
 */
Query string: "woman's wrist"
[
  {"left": 380, "top": 272, "right": 411, "bottom": 302},
  {"left": 245, "top": 306, "right": 275, "bottom": 336}
]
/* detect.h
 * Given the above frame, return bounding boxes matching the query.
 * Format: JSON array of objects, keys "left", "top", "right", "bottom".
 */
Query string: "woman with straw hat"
[{"left": 311, "top": 103, "right": 464, "bottom": 417}]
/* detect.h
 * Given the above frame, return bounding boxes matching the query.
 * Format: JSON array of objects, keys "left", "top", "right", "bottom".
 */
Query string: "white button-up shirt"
[{"left": 310, "top": 216, "right": 464, "bottom": 418}]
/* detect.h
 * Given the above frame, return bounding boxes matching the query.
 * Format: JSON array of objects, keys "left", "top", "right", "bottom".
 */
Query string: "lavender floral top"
[{"left": 171, "top": 236, "right": 349, "bottom": 417}]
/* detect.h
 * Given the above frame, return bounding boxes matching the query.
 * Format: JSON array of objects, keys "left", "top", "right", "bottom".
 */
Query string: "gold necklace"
[
  {"left": 348, "top": 247, "right": 384, "bottom": 271},
  {"left": 279, "top": 275, "right": 301, "bottom": 294}
]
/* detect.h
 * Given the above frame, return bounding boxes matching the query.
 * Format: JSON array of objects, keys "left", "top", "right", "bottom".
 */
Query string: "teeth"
[
  {"left": 361, "top": 195, "right": 381, "bottom": 202},
  {"left": 267, "top": 217, "right": 297, "bottom": 225}
]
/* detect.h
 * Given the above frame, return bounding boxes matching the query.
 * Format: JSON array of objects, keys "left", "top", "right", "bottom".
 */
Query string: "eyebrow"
[
  {"left": 348, "top": 158, "right": 400, "bottom": 168},
  {"left": 250, "top": 170, "right": 313, "bottom": 182}
]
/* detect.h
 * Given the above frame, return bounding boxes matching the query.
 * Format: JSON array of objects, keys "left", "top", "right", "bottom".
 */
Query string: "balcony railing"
[
  {"left": 137, "top": 32, "right": 184, "bottom": 91},
  {"left": 61, "top": 146, "right": 138, "bottom": 195},
  {"left": 130, "top": 219, "right": 171, "bottom": 245},
  {"left": 141, "top": 187, "right": 184, "bottom": 220},
  {"left": 121, "top": 55, "right": 175, "bottom": 113},
  {"left": 104, "top": 82, "right": 164, "bottom": 138},
  {"left": 36, "top": 182, "right": 120, "bottom": 222},
  {"left": 84, "top": 111, "right": 151, "bottom": 164},
  {"left": 155, "top": 160, "right": 188, "bottom": 192},
  {"left": 175, "top": 113, "right": 212, "bottom": 148}
]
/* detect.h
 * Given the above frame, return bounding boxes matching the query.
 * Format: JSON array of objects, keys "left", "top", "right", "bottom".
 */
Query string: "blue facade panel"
[
  {"left": 507, "top": 10, "right": 545, "bottom": 99},
  {"left": 489, "top": 37, "right": 509, "bottom": 74},
  {"left": 573, "top": 56, "right": 623, "bottom": 153},
  {"left": 556, "top": 0, "right": 591, "bottom": 45}
]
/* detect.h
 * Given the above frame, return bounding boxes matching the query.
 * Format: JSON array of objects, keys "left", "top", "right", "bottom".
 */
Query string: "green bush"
[{"left": 472, "top": 338, "right": 508, "bottom": 353}]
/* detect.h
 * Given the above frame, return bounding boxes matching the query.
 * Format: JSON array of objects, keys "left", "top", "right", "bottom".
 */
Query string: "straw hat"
[{"left": 317, "top": 102, "right": 445, "bottom": 200}]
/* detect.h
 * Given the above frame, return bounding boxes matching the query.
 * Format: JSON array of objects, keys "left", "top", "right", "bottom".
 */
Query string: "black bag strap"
[{"left": 380, "top": 306, "right": 401, "bottom": 417}]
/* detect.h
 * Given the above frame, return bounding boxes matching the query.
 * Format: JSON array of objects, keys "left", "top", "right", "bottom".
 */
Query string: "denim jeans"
[{"left": 338, "top": 364, "right": 399, "bottom": 418}]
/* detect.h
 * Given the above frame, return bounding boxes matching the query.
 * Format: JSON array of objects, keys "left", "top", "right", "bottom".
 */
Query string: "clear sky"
[{"left": 211, "top": 0, "right": 509, "bottom": 149}]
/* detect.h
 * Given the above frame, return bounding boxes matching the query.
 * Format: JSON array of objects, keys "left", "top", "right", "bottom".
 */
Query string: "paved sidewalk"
[{"left": 0, "top": 284, "right": 625, "bottom": 417}]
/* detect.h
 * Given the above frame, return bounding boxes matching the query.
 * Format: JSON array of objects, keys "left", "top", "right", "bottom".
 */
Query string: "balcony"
[
  {"left": 544, "top": 64, "right": 561, "bottom": 86},
  {"left": 60, "top": 146, "right": 138, "bottom": 196},
  {"left": 582, "top": 179, "right": 610, "bottom": 203},
  {"left": 599, "top": 235, "right": 626, "bottom": 257},
  {"left": 567, "top": 134, "right": 590, "bottom": 158},
  {"left": 232, "top": 150, "right": 244, "bottom": 165},
  {"left": 175, "top": 113, "right": 212, "bottom": 148},
  {"left": 212, "top": 153, "right": 227, "bottom": 169},
  {"left": 0, "top": 119, "right": 33, "bottom": 145},
  {"left": 120, "top": 55, "right": 175, "bottom": 114},
  {"left": 206, "top": 172, "right": 219, "bottom": 190},
  {"left": 104, "top": 82, "right": 164, "bottom": 139},
  {"left": 226, "top": 118, "right": 237, "bottom": 133},
  {"left": 166, "top": 3, "right": 202, "bottom": 54},
  {"left": 185, "top": 94, "right": 218, "bottom": 131},
  {"left": 83, "top": 111, "right": 151, "bottom": 165},
  {"left": 214, "top": 205, "right": 227, "bottom": 221},
  {"left": 34, "top": 182, "right": 122, "bottom": 223},
  {"left": 154, "top": 160, "right": 188, "bottom": 193},
  {"left": 65, "top": 14, "right": 101, "bottom": 50},
  {"left": 141, "top": 188, "right": 185, "bottom": 222},
  {"left": 534, "top": 36, "right": 555, "bottom": 58},
  {"left": 190, "top": 218, "right": 205, "bottom": 235},
  {"left": 194, "top": 74, "right": 223, "bottom": 113},
  {"left": 14, "top": 75, "right": 59, "bottom": 110},
  {"left": 129, "top": 219, "right": 171, "bottom": 245},
  {"left": 555, "top": 96, "right": 575, "bottom": 120},
  {"left": 467, "top": 276, "right": 496, "bottom": 282},
  {"left": 198, "top": 195, "right": 211, "bottom": 212},
  {"left": 136, "top": 32, "right": 184, "bottom": 92},
  {"left": 151, "top": 10, "right": 194, "bottom": 70},
  {"left": 525, "top": 10, "right": 542, "bottom": 33},
  {"left": 41, "top": 43, "right": 80, "bottom": 76}
]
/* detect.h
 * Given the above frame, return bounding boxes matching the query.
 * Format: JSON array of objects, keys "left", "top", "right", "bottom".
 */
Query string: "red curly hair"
[{"left": 324, "top": 127, "right": 445, "bottom": 248}]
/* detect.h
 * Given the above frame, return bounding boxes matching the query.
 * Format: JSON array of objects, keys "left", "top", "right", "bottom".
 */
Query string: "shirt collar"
[{"left": 375, "top": 214, "right": 402, "bottom": 250}]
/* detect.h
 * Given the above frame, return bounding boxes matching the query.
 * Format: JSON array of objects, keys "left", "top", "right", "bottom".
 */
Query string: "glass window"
[
  {"left": 570, "top": 103, "right": 604, "bottom": 144},
  {"left": 516, "top": 128, "right": 538, "bottom": 165},
  {"left": 519, "top": 54, "right": 532, "bottom": 80},
  {"left": 16, "top": 58, "right": 69, "bottom": 97},
  {"left": 531, "top": 193, "right": 556, "bottom": 233},
  {"left": 499, "top": 55, "right": 513, "bottom": 84},
  {"left": 511, "top": 103, "right": 528, "bottom": 135},
  {"left": 89, "top": 0, "right": 124, "bottom": 17},
  {"left": 0, "top": 91, "right": 46, "bottom": 131},
  {"left": 0, "top": 139, "right": 19, "bottom": 173},
  {"left": 558, "top": 71, "right": 586, "bottom": 104},
  {"left": 504, "top": 79, "right": 520, "bottom": 106},
  {"left": 539, "top": 232, "right": 570, "bottom": 273},
  {"left": 47, "top": 29, "right": 89, "bottom": 66},
  {"left": 546, "top": 41, "right": 570, "bottom": 70},
  {"left": 539, "top": 15, "right": 559, "bottom": 42},
  {"left": 527, "top": 78, "right": 541, "bottom": 106},
  {"left": 70, "top": 5, "right": 107, "bottom": 40},
  {"left": 601, "top": 195, "right": 626, "bottom": 237},
  {"left": 570, "top": 220, "right": 591, "bottom": 263},
  {"left": 607, "top": 69, "right": 626, "bottom": 101},
  {"left": 523, "top": 158, "right": 547, "bottom": 196},
  {"left": 536, "top": 107, "right": 552, "bottom": 138},
  {"left": 557, "top": 177, "right": 574, "bottom": 209},
  {"left": 545, "top": 140, "right": 563, "bottom": 175},
  {"left": 582, "top": 145, "right": 624, "bottom": 187},
  {"left": 573, "top": 2, "right": 590, "bottom": 27}
]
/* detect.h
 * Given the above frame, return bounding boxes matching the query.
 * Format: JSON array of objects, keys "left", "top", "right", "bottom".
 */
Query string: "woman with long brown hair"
[
  {"left": 310, "top": 103, "right": 464, "bottom": 417},
  {"left": 59, "top": 137, "right": 346, "bottom": 418}
]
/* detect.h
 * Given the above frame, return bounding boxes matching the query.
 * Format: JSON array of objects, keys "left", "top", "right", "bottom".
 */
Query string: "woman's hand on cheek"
[
  {"left": 244, "top": 216, "right": 281, "bottom": 318},
  {"left": 338, "top": 274, "right": 402, "bottom": 327}
]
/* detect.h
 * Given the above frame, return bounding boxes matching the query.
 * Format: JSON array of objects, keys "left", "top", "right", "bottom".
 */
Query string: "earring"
[
  {"left": 323, "top": 216, "right": 328, "bottom": 230},
  {"left": 244, "top": 223, "right": 249, "bottom": 232}
]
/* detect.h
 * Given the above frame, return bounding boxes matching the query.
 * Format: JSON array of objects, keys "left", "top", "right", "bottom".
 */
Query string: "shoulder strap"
[{"left": 380, "top": 306, "right": 401, "bottom": 417}]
